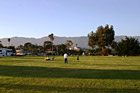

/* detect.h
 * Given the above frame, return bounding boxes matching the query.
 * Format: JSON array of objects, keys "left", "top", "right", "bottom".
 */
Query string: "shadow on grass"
[
  {"left": 90, "top": 64, "right": 140, "bottom": 67},
  {"left": 0, "top": 65, "right": 140, "bottom": 80},
  {"left": 0, "top": 83, "right": 139, "bottom": 92}
]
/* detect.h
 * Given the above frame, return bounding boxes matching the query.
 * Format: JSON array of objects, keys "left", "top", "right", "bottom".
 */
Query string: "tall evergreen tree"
[
  {"left": 88, "top": 31, "right": 96, "bottom": 49},
  {"left": 115, "top": 37, "right": 140, "bottom": 56}
]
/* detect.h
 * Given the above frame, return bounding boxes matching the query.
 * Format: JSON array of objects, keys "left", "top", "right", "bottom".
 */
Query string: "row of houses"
[
  {"left": 0, "top": 48, "right": 25, "bottom": 56},
  {"left": 0, "top": 48, "right": 13, "bottom": 56},
  {"left": 0, "top": 46, "right": 82, "bottom": 56}
]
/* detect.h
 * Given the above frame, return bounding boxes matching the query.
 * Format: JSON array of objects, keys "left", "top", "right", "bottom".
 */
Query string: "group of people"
[
  {"left": 45, "top": 56, "right": 55, "bottom": 61},
  {"left": 45, "top": 53, "right": 79, "bottom": 64}
]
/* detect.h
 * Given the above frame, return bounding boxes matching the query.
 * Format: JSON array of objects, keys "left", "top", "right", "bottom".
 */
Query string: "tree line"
[
  {"left": 88, "top": 24, "right": 140, "bottom": 56},
  {"left": 0, "top": 34, "right": 83, "bottom": 55},
  {"left": 0, "top": 24, "right": 140, "bottom": 56}
]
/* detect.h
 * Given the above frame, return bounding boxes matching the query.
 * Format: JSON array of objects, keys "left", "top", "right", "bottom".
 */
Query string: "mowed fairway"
[{"left": 0, "top": 56, "right": 140, "bottom": 93}]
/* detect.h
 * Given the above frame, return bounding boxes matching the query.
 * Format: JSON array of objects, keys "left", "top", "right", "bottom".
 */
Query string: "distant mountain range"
[{"left": 0, "top": 36, "right": 140, "bottom": 48}]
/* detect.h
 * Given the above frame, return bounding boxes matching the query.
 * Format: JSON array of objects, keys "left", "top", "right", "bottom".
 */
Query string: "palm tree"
[
  {"left": 65, "top": 40, "right": 73, "bottom": 52},
  {"left": 8, "top": 38, "right": 11, "bottom": 46},
  {"left": 48, "top": 33, "right": 55, "bottom": 52}
]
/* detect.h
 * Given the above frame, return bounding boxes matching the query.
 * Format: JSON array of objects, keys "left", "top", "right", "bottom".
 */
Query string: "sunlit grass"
[{"left": 0, "top": 56, "right": 140, "bottom": 92}]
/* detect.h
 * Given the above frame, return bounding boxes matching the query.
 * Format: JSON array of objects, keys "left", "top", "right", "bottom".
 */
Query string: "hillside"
[{"left": 0, "top": 36, "right": 140, "bottom": 48}]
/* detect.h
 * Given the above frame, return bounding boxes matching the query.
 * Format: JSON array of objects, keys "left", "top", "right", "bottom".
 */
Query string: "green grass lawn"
[{"left": 0, "top": 56, "right": 140, "bottom": 93}]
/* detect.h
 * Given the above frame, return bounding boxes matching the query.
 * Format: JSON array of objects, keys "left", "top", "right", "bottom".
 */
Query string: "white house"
[
  {"left": 74, "top": 47, "right": 81, "bottom": 51},
  {"left": 16, "top": 49, "right": 25, "bottom": 56},
  {"left": 0, "top": 48, "right": 13, "bottom": 56}
]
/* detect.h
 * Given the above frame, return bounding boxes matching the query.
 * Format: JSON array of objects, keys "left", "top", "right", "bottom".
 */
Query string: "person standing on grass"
[
  {"left": 64, "top": 53, "right": 68, "bottom": 63},
  {"left": 77, "top": 55, "right": 79, "bottom": 61}
]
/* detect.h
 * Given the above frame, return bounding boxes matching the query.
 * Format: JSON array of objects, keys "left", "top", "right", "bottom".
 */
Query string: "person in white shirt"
[
  {"left": 64, "top": 53, "right": 68, "bottom": 63},
  {"left": 47, "top": 56, "right": 50, "bottom": 60}
]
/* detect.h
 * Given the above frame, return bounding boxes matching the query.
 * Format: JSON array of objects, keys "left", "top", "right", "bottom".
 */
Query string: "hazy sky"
[{"left": 0, "top": 0, "right": 140, "bottom": 38}]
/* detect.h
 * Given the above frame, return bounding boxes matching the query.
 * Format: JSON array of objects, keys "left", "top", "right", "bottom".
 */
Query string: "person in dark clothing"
[{"left": 77, "top": 55, "right": 79, "bottom": 61}]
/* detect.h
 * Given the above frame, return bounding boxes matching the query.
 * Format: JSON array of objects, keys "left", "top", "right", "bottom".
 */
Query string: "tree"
[
  {"left": 24, "top": 42, "right": 33, "bottom": 53},
  {"left": 88, "top": 24, "right": 115, "bottom": 55},
  {"left": 8, "top": 38, "right": 11, "bottom": 46},
  {"left": 0, "top": 41, "right": 3, "bottom": 48},
  {"left": 65, "top": 40, "right": 73, "bottom": 53},
  {"left": 115, "top": 37, "right": 140, "bottom": 56},
  {"left": 16, "top": 45, "right": 24, "bottom": 50},
  {"left": 88, "top": 31, "right": 96, "bottom": 49},
  {"left": 44, "top": 41, "right": 53, "bottom": 46},
  {"left": 48, "top": 33, "right": 54, "bottom": 51},
  {"left": 65, "top": 40, "right": 73, "bottom": 49},
  {"left": 17, "top": 43, "right": 45, "bottom": 55},
  {"left": 48, "top": 33, "right": 54, "bottom": 42},
  {"left": 55, "top": 44, "right": 67, "bottom": 55},
  {"left": 86, "top": 49, "right": 95, "bottom": 55},
  {"left": 95, "top": 24, "right": 115, "bottom": 48},
  {"left": 0, "top": 44, "right": 3, "bottom": 48},
  {"left": 44, "top": 41, "right": 52, "bottom": 51},
  {"left": 37, "top": 46, "right": 44, "bottom": 53}
]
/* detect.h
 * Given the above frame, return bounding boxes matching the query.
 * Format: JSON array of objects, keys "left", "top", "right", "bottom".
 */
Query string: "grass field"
[{"left": 0, "top": 56, "right": 140, "bottom": 93}]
